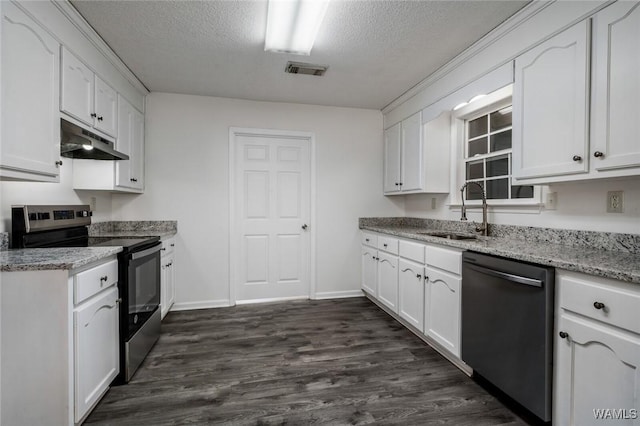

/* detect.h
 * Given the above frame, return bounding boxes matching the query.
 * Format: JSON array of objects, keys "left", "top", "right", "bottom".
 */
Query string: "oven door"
[{"left": 125, "top": 242, "right": 161, "bottom": 340}]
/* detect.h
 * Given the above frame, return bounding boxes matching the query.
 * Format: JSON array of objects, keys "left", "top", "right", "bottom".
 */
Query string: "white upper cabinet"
[
  {"left": 115, "top": 95, "right": 144, "bottom": 190},
  {"left": 591, "top": 2, "right": 640, "bottom": 172},
  {"left": 61, "top": 47, "right": 118, "bottom": 138},
  {"left": 384, "top": 111, "right": 450, "bottom": 195},
  {"left": 383, "top": 122, "right": 401, "bottom": 193},
  {"left": 513, "top": 2, "right": 640, "bottom": 184},
  {"left": 400, "top": 112, "right": 423, "bottom": 191},
  {"left": 1, "top": 1, "right": 61, "bottom": 182},
  {"left": 512, "top": 20, "right": 590, "bottom": 181},
  {"left": 60, "top": 47, "right": 94, "bottom": 126},
  {"left": 94, "top": 75, "right": 117, "bottom": 136}
]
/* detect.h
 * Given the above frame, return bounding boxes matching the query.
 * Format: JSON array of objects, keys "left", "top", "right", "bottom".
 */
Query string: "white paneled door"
[{"left": 232, "top": 129, "right": 312, "bottom": 303}]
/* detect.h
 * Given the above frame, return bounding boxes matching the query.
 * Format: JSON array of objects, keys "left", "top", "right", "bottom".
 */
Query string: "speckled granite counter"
[
  {"left": 360, "top": 219, "right": 640, "bottom": 285},
  {"left": 88, "top": 221, "right": 177, "bottom": 239},
  {"left": 0, "top": 246, "right": 122, "bottom": 272}
]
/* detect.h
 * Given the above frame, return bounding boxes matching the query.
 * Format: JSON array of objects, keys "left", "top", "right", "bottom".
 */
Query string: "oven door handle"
[
  {"left": 465, "top": 263, "right": 542, "bottom": 287},
  {"left": 130, "top": 243, "right": 162, "bottom": 260}
]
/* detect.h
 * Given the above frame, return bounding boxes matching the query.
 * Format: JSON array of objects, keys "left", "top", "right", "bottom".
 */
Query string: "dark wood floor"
[{"left": 86, "top": 298, "right": 527, "bottom": 425}]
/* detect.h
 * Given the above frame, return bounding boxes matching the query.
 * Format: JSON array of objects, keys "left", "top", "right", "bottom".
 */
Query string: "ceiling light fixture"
[{"left": 265, "top": 0, "right": 330, "bottom": 55}]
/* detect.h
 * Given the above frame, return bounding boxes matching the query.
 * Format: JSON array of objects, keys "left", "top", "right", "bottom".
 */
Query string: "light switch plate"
[{"left": 607, "top": 191, "right": 623, "bottom": 213}]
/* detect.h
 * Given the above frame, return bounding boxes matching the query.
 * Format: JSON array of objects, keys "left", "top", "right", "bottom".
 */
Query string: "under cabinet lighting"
[
  {"left": 82, "top": 144, "right": 94, "bottom": 151},
  {"left": 265, "top": 0, "right": 330, "bottom": 55}
]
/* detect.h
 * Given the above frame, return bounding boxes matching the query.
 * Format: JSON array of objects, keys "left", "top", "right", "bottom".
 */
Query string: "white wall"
[
  {"left": 404, "top": 178, "right": 640, "bottom": 235},
  {"left": 0, "top": 162, "right": 112, "bottom": 232},
  {"left": 111, "top": 93, "right": 404, "bottom": 308}
]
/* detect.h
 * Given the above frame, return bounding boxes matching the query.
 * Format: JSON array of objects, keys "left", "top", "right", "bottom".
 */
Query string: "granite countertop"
[
  {"left": 0, "top": 246, "right": 122, "bottom": 272},
  {"left": 361, "top": 225, "right": 640, "bottom": 285},
  {"left": 90, "top": 230, "right": 177, "bottom": 239}
]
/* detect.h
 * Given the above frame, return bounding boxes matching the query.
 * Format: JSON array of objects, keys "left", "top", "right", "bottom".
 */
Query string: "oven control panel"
[{"left": 12, "top": 205, "right": 92, "bottom": 233}]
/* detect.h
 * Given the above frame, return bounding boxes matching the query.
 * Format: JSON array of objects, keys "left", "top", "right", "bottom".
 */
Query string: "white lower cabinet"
[
  {"left": 398, "top": 258, "right": 425, "bottom": 331},
  {"left": 424, "top": 266, "right": 461, "bottom": 357},
  {"left": 160, "top": 237, "right": 176, "bottom": 319},
  {"left": 0, "top": 256, "right": 120, "bottom": 425},
  {"left": 377, "top": 251, "right": 398, "bottom": 313},
  {"left": 361, "top": 245, "right": 378, "bottom": 296},
  {"left": 361, "top": 232, "right": 463, "bottom": 363},
  {"left": 74, "top": 286, "right": 119, "bottom": 421},
  {"left": 554, "top": 270, "right": 640, "bottom": 426}
]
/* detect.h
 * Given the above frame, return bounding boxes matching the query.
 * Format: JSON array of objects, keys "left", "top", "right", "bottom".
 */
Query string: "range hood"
[{"left": 60, "top": 119, "right": 129, "bottom": 161}]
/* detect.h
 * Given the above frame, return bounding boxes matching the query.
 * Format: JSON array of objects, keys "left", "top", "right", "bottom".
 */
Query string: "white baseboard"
[
  {"left": 313, "top": 290, "right": 365, "bottom": 300},
  {"left": 235, "top": 295, "right": 309, "bottom": 305},
  {"left": 170, "top": 299, "right": 232, "bottom": 311}
]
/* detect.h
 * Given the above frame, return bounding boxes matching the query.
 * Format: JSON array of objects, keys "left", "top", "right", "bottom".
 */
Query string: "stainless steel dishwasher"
[{"left": 462, "top": 251, "right": 554, "bottom": 423}]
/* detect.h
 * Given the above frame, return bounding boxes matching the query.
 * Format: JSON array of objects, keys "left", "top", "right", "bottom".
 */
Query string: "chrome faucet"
[{"left": 460, "top": 181, "right": 489, "bottom": 236}]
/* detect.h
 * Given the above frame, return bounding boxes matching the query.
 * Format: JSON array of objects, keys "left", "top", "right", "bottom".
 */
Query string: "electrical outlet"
[
  {"left": 544, "top": 192, "right": 557, "bottom": 210},
  {"left": 607, "top": 191, "right": 624, "bottom": 213},
  {"left": 90, "top": 196, "right": 97, "bottom": 212},
  {"left": 431, "top": 198, "right": 437, "bottom": 210}
]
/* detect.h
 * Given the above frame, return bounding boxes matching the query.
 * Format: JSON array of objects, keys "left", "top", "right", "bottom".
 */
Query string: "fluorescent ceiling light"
[{"left": 265, "top": 0, "right": 330, "bottom": 55}]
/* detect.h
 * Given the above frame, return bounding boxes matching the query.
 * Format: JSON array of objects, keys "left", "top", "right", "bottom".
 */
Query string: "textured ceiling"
[{"left": 71, "top": 0, "right": 529, "bottom": 110}]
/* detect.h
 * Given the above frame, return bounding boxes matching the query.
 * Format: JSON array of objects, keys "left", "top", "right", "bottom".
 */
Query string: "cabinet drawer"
[
  {"left": 74, "top": 259, "right": 118, "bottom": 304},
  {"left": 425, "top": 245, "right": 462, "bottom": 275},
  {"left": 399, "top": 240, "right": 425, "bottom": 263},
  {"left": 361, "top": 232, "right": 377, "bottom": 247},
  {"left": 560, "top": 274, "right": 640, "bottom": 334},
  {"left": 377, "top": 236, "right": 399, "bottom": 255},
  {"left": 161, "top": 236, "right": 176, "bottom": 255}
]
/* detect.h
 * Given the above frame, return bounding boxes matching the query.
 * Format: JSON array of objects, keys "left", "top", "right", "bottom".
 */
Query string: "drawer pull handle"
[
  {"left": 559, "top": 331, "right": 569, "bottom": 339},
  {"left": 593, "top": 301, "right": 606, "bottom": 310}
]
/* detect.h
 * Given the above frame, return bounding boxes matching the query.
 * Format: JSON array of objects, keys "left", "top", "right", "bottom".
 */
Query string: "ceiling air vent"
[{"left": 285, "top": 61, "right": 328, "bottom": 76}]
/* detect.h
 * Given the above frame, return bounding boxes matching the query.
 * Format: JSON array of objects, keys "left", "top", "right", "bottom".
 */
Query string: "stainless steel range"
[{"left": 11, "top": 204, "right": 162, "bottom": 383}]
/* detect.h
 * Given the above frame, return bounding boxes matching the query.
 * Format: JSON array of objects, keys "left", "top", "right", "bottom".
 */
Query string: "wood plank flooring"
[{"left": 86, "top": 298, "right": 527, "bottom": 425}]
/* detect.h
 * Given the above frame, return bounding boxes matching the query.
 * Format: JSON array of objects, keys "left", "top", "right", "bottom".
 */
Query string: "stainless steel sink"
[{"left": 416, "top": 231, "right": 478, "bottom": 240}]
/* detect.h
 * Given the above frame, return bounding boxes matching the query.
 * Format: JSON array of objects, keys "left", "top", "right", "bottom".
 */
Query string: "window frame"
[{"left": 450, "top": 85, "right": 542, "bottom": 207}]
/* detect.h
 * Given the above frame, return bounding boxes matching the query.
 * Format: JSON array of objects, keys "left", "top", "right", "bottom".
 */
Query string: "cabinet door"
[
  {"left": 401, "top": 112, "right": 423, "bottom": 192},
  {"left": 74, "top": 287, "right": 119, "bottom": 422},
  {"left": 115, "top": 95, "right": 134, "bottom": 188},
  {"left": 512, "top": 20, "right": 590, "bottom": 181},
  {"left": 167, "top": 255, "right": 175, "bottom": 311},
  {"left": 361, "top": 246, "right": 377, "bottom": 296},
  {"left": 591, "top": 2, "right": 640, "bottom": 172},
  {"left": 383, "top": 123, "right": 401, "bottom": 193},
  {"left": 398, "top": 258, "right": 425, "bottom": 331},
  {"left": 555, "top": 314, "right": 640, "bottom": 426},
  {"left": 130, "top": 106, "right": 145, "bottom": 190},
  {"left": 94, "top": 75, "right": 117, "bottom": 137},
  {"left": 160, "top": 261, "right": 168, "bottom": 319},
  {"left": 424, "top": 266, "right": 461, "bottom": 356},
  {"left": 60, "top": 47, "right": 94, "bottom": 126},
  {"left": 1, "top": 2, "right": 60, "bottom": 180},
  {"left": 377, "top": 251, "right": 398, "bottom": 313}
]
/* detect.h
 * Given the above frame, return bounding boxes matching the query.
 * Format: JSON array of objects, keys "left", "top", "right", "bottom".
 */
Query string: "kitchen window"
[{"left": 453, "top": 85, "right": 540, "bottom": 206}]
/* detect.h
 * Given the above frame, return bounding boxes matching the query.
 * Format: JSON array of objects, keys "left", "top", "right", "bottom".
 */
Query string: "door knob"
[{"left": 301, "top": 224, "right": 308, "bottom": 230}]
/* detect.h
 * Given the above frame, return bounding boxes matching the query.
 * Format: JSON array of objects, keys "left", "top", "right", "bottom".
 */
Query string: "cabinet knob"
[
  {"left": 55, "top": 160, "right": 63, "bottom": 167},
  {"left": 97, "top": 116, "right": 104, "bottom": 121},
  {"left": 395, "top": 183, "right": 399, "bottom": 186},
  {"left": 559, "top": 331, "right": 569, "bottom": 339},
  {"left": 161, "top": 247, "right": 166, "bottom": 251},
  {"left": 170, "top": 243, "right": 175, "bottom": 247},
  {"left": 572, "top": 155, "right": 582, "bottom": 162},
  {"left": 116, "top": 298, "right": 122, "bottom": 304},
  {"left": 416, "top": 274, "right": 421, "bottom": 279},
  {"left": 90, "top": 113, "right": 97, "bottom": 118},
  {"left": 383, "top": 243, "right": 388, "bottom": 247},
  {"left": 130, "top": 178, "right": 138, "bottom": 182},
  {"left": 593, "top": 151, "right": 604, "bottom": 158},
  {"left": 365, "top": 238, "right": 370, "bottom": 242},
  {"left": 424, "top": 276, "right": 429, "bottom": 282},
  {"left": 593, "top": 301, "right": 606, "bottom": 310}
]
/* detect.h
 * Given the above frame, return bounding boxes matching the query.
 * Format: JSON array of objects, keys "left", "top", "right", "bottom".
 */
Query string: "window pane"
[
  {"left": 490, "top": 130, "right": 512, "bottom": 152},
  {"left": 468, "top": 137, "right": 488, "bottom": 157},
  {"left": 466, "top": 161, "right": 484, "bottom": 180},
  {"left": 486, "top": 178, "right": 509, "bottom": 199},
  {"left": 490, "top": 106, "right": 512, "bottom": 131},
  {"left": 466, "top": 182, "right": 484, "bottom": 200},
  {"left": 512, "top": 185, "right": 534, "bottom": 199},
  {"left": 486, "top": 155, "right": 509, "bottom": 177},
  {"left": 468, "top": 116, "right": 487, "bottom": 139}
]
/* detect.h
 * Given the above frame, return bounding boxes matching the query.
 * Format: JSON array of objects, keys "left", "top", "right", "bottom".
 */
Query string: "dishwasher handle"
[{"left": 465, "top": 262, "right": 542, "bottom": 287}]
